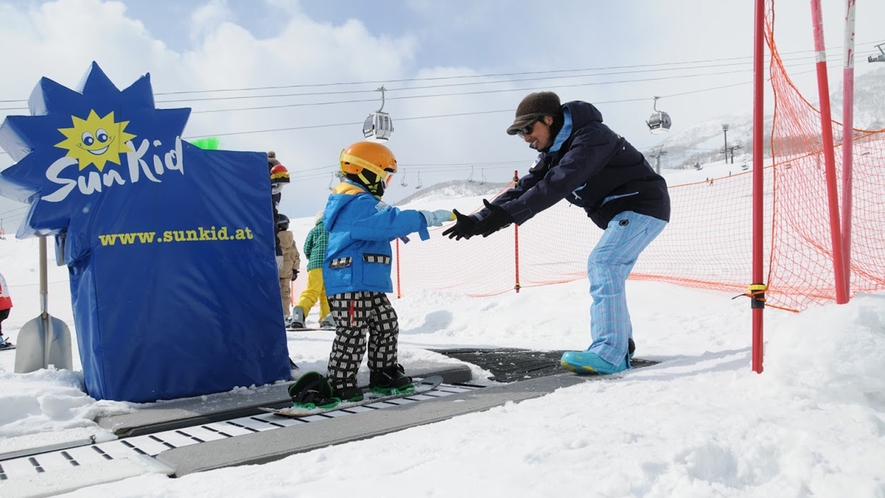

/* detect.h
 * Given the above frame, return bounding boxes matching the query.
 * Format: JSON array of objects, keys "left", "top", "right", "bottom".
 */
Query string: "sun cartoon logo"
[{"left": 55, "top": 110, "right": 136, "bottom": 172}]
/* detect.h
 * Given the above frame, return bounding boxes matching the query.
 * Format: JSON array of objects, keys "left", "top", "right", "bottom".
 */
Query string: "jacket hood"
[
  {"left": 323, "top": 180, "right": 368, "bottom": 230},
  {"left": 563, "top": 100, "right": 604, "bottom": 127}
]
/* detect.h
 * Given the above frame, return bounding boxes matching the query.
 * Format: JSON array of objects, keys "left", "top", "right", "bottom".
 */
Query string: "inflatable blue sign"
[{"left": 0, "top": 63, "right": 291, "bottom": 402}]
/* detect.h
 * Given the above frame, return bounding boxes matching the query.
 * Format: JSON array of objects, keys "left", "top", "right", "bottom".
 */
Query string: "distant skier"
[
  {"left": 276, "top": 214, "right": 301, "bottom": 325},
  {"left": 289, "top": 210, "right": 334, "bottom": 329},
  {"left": 288, "top": 141, "right": 452, "bottom": 408},
  {"left": 443, "top": 91, "right": 670, "bottom": 375},
  {"left": 268, "top": 151, "right": 290, "bottom": 271},
  {"left": 0, "top": 271, "right": 13, "bottom": 349}
]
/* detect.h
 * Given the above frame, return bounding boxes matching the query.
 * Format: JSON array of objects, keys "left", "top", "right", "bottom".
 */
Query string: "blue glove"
[{"left": 419, "top": 209, "right": 454, "bottom": 227}]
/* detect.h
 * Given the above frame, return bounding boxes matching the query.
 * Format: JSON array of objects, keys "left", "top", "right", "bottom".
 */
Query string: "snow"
[{"left": 1, "top": 162, "right": 884, "bottom": 497}]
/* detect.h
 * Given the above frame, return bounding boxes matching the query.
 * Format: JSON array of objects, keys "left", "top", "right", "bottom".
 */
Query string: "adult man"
[{"left": 443, "top": 91, "right": 670, "bottom": 374}]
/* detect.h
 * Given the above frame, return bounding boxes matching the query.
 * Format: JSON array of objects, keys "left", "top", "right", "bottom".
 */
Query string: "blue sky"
[{"left": 1, "top": 0, "right": 884, "bottom": 221}]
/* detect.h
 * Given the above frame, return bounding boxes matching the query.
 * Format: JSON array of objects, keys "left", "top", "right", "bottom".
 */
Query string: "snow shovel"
[{"left": 14, "top": 235, "right": 73, "bottom": 373}]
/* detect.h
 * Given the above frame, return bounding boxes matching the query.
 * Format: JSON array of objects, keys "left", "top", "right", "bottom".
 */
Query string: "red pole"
[
  {"left": 513, "top": 170, "right": 521, "bottom": 293},
  {"left": 841, "top": 0, "right": 856, "bottom": 297},
  {"left": 395, "top": 238, "right": 402, "bottom": 299},
  {"left": 751, "top": 0, "right": 766, "bottom": 373},
  {"left": 811, "top": 0, "right": 848, "bottom": 304}
]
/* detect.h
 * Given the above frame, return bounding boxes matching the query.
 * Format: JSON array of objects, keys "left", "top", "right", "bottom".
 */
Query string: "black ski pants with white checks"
[{"left": 326, "top": 291, "right": 399, "bottom": 390}]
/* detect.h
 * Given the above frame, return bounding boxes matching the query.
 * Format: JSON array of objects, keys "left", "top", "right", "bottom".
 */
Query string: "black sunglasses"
[{"left": 516, "top": 117, "right": 543, "bottom": 138}]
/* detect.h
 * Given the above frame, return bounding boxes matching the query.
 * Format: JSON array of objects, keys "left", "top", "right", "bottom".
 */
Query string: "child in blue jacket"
[{"left": 290, "top": 141, "right": 451, "bottom": 408}]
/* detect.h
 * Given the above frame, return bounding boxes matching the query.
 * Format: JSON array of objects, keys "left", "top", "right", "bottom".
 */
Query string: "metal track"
[{"left": 0, "top": 382, "right": 480, "bottom": 485}]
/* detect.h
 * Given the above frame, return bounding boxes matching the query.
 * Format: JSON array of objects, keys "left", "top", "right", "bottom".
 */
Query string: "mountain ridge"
[{"left": 643, "top": 65, "right": 885, "bottom": 171}]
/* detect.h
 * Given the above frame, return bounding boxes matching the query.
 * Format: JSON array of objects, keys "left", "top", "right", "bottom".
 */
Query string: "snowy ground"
[{"left": 1, "top": 161, "right": 884, "bottom": 497}]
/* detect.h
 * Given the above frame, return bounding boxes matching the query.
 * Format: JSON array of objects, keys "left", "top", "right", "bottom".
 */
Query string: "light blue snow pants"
[{"left": 587, "top": 211, "right": 667, "bottom": 365}]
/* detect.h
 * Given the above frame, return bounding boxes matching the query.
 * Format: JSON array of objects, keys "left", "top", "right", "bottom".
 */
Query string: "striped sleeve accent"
[
  {"left": 362, "top": 254, "right": 391, "bottom": 264},
  {"left": 329, "top": 257, "right": 352, "bottom": 269}
]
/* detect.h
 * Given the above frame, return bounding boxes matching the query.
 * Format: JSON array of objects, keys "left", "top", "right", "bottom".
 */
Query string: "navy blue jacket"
[{"left": 489, "top": 101, "right": 670, "bottom": 229}]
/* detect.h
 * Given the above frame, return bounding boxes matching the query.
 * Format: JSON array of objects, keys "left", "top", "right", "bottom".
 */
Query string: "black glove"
[
  {"left": 442, "top": 208, "right": 477, "bottom": 240},
  {"left": 291, "top": 269, "right": 299, "bottom": 281},
  {"left": 474, "top": 199, "right": 514, "bottom": 237}
]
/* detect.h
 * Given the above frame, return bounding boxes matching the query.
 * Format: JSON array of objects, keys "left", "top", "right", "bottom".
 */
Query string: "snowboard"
[
  {"left": 259, "top": 375, "right": 444, "bottom": 418},
  {"left": 0, "top": 343, "right": 15, "bottom": 352},
  {"left": 286, "top": 327, "right": 334, "bottom": 332}
]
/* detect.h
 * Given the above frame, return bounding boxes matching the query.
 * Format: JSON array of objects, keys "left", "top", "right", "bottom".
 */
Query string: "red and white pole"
[
  {"left": 810, "top": 0, "right": 848, "bottom": 304},
  {"left": 841, "top": 0, "right": 856, "bottom": 297}
]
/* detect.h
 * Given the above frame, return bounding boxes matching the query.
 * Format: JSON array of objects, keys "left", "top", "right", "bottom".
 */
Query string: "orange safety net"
[
  {"left": 393, "top": 2, "right": 885, "bottom": 311},
  {"left": 397, "top": 173, "right": 759, "bottom": 300},
  {"left": 764, "top": 1, "right": 885, "bottom": 310}
]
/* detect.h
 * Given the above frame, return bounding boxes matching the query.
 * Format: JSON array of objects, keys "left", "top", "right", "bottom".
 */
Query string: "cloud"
[
  {"left": 189, "top": 0, "right": 234, "bottom": 44},
  {"left": 2, "top": 0, "right": 884, "bottom": 221}
]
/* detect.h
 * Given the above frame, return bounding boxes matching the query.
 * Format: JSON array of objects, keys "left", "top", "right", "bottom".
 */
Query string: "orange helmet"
[
  {"left": 340, "top": 141, "right": 397, "bottom": 176},
  {"left": 270, "top": 164, "right": 290, "bottom": 184},
  {"left": 339, "top": 141, "right": 397, "bottom": 197}
]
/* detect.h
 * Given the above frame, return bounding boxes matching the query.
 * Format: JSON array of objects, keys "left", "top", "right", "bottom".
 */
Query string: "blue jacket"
[
  {"left": 488, "top": 101, "right": 670, "bottom": 230},
  {"left": 322, "top": 180, "right": 429, "bottom": 295}
]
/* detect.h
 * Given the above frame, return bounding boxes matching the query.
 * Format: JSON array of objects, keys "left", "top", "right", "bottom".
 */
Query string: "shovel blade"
[{"left": 14, "top": 315, "right": 74, "bottom": 373}]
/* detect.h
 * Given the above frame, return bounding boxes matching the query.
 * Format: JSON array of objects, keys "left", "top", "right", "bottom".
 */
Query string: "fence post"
[
  {"left": 513, "top": 170, "right": 521, "bottom": 293},
  {"left": 395, "top": 237, "right": 402, "bottom": 298},
  {"left": 810, "top": 0, "right": 848, "bottom": 304},
  {"left": 841, "top": 0, "right": 856, "bottom": 297},
  {"left": 751, "top": 0, "right": 766, "bottom": 373}
]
